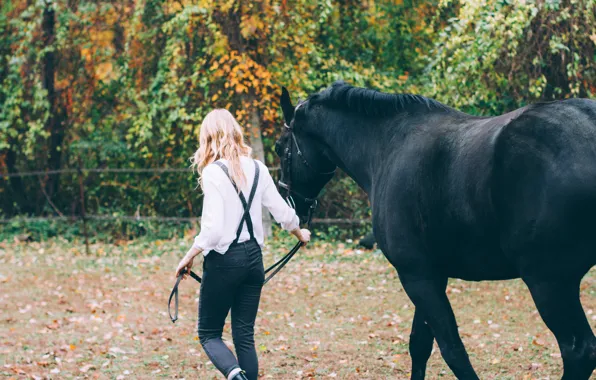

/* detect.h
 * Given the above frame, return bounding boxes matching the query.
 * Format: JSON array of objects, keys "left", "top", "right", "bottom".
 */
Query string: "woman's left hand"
[{"left": 175, "top": 254, "right": 195, "bottom": 280}]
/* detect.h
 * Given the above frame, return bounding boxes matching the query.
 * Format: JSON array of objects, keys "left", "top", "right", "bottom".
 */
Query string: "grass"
[{"left": 0, "top": 237, "right": 594, "bottom": 379}]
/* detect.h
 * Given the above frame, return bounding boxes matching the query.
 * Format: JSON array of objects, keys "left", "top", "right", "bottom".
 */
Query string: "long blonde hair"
[{"left": 191, "top": 109, "right": 252, "bottom": 189}]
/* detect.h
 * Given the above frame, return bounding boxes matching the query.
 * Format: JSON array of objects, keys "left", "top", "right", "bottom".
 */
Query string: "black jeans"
[{"left": 198, "top": 239, "right": 264, "bottom": 380}]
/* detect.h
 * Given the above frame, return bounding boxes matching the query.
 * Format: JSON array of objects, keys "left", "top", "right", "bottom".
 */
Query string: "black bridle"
[
  {"left": 167, "top": 123, "right": 335, "bottom": 323},
  {"left": 278, "top": 122, "right": 335, "bottom": 224}
]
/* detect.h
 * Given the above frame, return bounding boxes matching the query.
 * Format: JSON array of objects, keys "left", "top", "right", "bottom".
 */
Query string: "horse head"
[{"left": 275, "top": 87, "right": 336, "bottom": 223}]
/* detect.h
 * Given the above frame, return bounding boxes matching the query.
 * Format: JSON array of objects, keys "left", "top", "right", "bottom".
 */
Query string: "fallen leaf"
[
  {"left": 532, "top": 338, "right": 545, "bottom": 347},
  {"left": 79, "top": 364, "right": 95, "bottom": 373},
  {"left": 529, "top": 362, "right": 541, "bottom": 370}
]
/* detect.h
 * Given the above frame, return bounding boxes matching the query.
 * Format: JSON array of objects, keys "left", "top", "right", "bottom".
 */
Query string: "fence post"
[{"left": 77, "top": 158, "right": 90, "bottom": 255}]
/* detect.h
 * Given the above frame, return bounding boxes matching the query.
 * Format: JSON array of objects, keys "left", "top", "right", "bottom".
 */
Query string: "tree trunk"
[
  {"left": 42, "top": 2, "right": 65, "bottom": 198},
  {"left": 245, "top": 93, "right": 272, "bottom": 238},
  {"left": 4, "top": 149, "right": 32, "bottom": 215}
]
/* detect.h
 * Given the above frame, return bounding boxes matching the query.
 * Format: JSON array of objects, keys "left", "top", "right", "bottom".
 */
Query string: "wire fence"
[
  {"left": 0, "top": 166, "right": 280, "bottom": 178},
  {"left": 1, "top": 167, "right": 370, "bottom": 231},
  {"left": 0, "top": 215, "right": 369, "bottom": 225}
]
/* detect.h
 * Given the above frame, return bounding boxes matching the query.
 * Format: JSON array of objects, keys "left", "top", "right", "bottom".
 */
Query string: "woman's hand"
[
  {"left": 175, "top": 255, "right": 194, "bottom": 279},
  {"left": 299, "top": 228, "right": 311, "bottom": 245},
  {"left": 291, "top": 228, "right": 311, "bottom": 245},
  {"left": 175, "top": 247, "right": 201, "bottom": 279}
]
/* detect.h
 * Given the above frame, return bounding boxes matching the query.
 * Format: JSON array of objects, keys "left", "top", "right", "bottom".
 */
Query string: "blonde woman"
[{"left": 175, "top": 109, "right": 310, "bottom": 380}]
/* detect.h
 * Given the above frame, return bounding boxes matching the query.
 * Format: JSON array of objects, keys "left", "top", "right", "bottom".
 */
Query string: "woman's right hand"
[{"left": 297, "top": 228, "right": 311, "bottom": 245}]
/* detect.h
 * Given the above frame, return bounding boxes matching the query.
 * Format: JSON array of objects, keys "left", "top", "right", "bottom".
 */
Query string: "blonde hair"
[{"left": 191, "top": 109, "right": 252, "bottom": 189}]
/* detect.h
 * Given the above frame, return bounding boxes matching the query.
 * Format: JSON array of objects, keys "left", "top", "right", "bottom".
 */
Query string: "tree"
[
  {"left": 424, "top": 0, "right": 596, "bottom": 115},
  {"left": 1, "top": 0, "right": 594, "bottom": 238}
]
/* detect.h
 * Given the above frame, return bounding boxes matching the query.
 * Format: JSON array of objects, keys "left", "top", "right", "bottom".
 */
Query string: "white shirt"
[{"left": 193, "top": 157, "right": 299, "bottom": 255}]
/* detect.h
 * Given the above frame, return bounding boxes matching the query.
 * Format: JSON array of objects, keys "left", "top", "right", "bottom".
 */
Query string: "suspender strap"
[
  {"left": 244, "top": 161, "right": 260, "bottom": 239},
  {"left": 213, "top": 160, "right": 260, "bottom": 244}
]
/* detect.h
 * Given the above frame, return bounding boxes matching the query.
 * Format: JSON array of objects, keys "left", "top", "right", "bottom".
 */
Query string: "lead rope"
[
  {"left": 168, "top": 237, "right": 308, "bottom": 322},
  {"left": 263, "top": 199, "right": 316, "bottom": 284},
  {"left": 167, "top": 162, "right": 313, "bottom": 323},
  {"left": 168, "top": 268, "right": 202, "bottom": 323}
]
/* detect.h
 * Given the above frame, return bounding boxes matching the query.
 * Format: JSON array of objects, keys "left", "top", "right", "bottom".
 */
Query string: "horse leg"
[
  {"left": 409, "top": 277, "right": 447, "bottom": 380},
  {"left": 400, "top": 276, "right": 478, "bottom": 380},
  {"left": 524, "top": 276, "right": 596, "bottom": 380}
]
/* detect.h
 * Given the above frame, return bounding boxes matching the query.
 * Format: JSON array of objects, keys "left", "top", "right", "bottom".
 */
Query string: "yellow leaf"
[
  {"left": 96, "top": 62, "right": 115, "bottom": 82},
  {"left": 532, "top": 338, "right": 545, "bottom": 347}
]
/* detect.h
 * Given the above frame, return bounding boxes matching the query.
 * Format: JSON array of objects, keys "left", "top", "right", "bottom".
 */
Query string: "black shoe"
[{"left": 230, "top": 370, "right": 249, "bottom": 380}]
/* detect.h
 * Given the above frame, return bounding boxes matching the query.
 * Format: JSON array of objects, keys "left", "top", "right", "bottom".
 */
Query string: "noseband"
[{"left": 278, "top": 123, "right": 335, "bottom": 226}]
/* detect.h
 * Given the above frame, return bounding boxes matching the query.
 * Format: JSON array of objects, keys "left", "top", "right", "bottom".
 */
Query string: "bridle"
[
  {"left": 278, "top": 122, "right": 336, "bottom": 226},
  {"left": 167, "top": 122, "right": 336, "bottom": 323}
]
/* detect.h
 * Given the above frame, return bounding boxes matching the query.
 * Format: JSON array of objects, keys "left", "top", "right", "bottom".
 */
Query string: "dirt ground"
[{"left": 1, "top": 238, "right": 595, "bottom": 379}]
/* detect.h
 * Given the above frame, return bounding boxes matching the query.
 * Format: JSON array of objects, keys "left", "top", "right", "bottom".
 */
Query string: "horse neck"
[
  {"left": 313, "top": 109, "right": 446, "bottom": 195},
  {"left": 314, "top": 115, "right": 391, "bottom": 195}
]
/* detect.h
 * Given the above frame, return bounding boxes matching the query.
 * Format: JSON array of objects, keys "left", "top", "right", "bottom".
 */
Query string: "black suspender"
[{"left": 213, "top": 159, "right": 260, "bottom": 245}]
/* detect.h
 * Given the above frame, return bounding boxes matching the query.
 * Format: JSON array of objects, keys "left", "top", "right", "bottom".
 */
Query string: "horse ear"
[{"left": 280, "top": 86, "right": 294, "bottom": 125}]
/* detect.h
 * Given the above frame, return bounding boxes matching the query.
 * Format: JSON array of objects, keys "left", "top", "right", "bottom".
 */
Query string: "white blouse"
[{"left": 192, "top": 157, "right": 299, "bottom": 255}]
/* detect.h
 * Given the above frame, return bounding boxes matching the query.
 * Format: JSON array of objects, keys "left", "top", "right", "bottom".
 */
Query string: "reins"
[
  {"left": 167, "top": 268, "right": 202, "bottom": 323},
  {"left": 167, "top": 173, "right": 318, "bottom": 324},
  {"left": 167, "top": 220, "right": 313, "bottom": 323}
]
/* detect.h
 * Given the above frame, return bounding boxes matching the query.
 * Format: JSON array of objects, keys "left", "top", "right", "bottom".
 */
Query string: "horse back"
[
  {"left": 493, "top": 98, "right": 596, "bottom": 275},
  {"left": 376, "top": 99, "right": 596, "bottom": 280}
]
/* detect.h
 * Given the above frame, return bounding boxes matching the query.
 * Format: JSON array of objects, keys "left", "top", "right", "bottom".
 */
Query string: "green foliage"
[
  {"left": 425, "top": 0, "right": 596, "bottom": 114},
  {"left": 0, "top": 218, "right": 194, "bottom": 242},
  {"left": 1, "top": 0, "right": 595, "bottom": 240},
  {"left": 0, "top": 3, "right": 49, "bottom": 155}
]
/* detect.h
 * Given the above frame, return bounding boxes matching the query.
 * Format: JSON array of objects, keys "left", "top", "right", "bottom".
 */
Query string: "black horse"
[{"left": 275, "top": 81, "right": 596, "bottom": 379}]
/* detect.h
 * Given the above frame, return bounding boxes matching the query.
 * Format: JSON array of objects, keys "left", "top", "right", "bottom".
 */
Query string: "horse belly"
[{"left": 441, "top": 247, "right": 519, "bottom": 281}]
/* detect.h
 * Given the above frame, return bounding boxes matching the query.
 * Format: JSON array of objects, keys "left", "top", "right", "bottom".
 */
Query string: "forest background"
[{"left": 1, "top": 0, "right": 595, "bottom": 241}]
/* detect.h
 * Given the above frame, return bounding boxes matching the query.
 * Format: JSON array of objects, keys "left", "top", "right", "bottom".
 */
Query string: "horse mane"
[{"left": 307, "top": 81, "right": 450, "bottom": 117}]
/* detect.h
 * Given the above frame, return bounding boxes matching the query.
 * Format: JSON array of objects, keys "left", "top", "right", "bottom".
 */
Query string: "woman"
[{"left": 175, "top": 109, "right": 310, "bottom": 380}]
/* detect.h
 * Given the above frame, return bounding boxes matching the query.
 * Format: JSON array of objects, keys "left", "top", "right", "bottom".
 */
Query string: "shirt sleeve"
[
  {"left": 260, "top": 163, "right": 300, "bottom": 231},
  {"left": 192, "top": 166, "right": 225, "bottom": 252}
]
